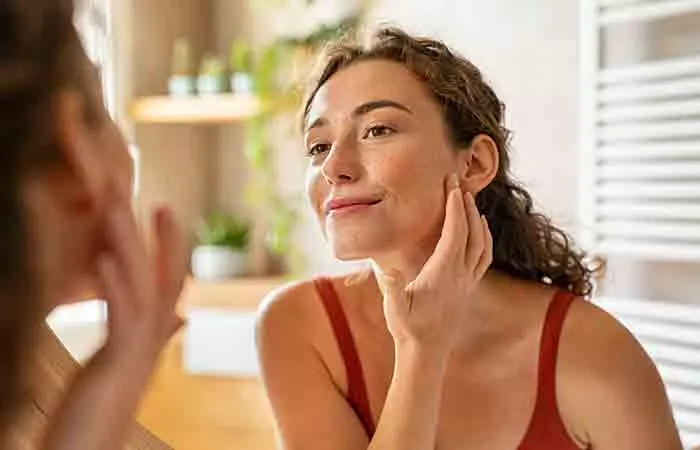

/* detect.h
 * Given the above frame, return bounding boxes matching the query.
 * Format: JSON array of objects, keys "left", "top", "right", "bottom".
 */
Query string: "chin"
[
  {"left": 334, "top": 249, "right": 371, "bottom": 261},
  {"left": 330, "top": 235, "right": 389, "bottom": 261},
  {"left": 326, "top": 214, "right": 404, "bottom": 259}
]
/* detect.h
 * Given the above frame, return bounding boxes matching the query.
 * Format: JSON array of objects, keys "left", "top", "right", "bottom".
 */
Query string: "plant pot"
[
  {"left": 191, "top": 246, "right": 246, "bottom": 281},
  {"left": 168, "top": 75, "right": 196, "bottom": 97},
  {"left": 196, "top": 74, "right": 228, "bottom": 96},
  {"left": 231, "top": 72, "right": 254, "bottom": 94}
]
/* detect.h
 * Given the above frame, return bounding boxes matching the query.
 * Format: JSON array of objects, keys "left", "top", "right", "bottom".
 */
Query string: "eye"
[
  {"left": 307, "top": 142, "right": 331, "bottom": 157},
  {"left": 363, "top": 125, "right": 395, "bottom": 139}
]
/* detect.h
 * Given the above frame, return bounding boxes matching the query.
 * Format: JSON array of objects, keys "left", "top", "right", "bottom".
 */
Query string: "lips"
[{"left": 324, "top": 196, "right": 382, "bottom": 214}]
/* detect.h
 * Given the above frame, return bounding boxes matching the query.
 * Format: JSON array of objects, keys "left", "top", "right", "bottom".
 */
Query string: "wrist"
[
  {"left": 395, "top": 340, "right": 450, "bottom": 374},
  {"left": 93, "top": 340, "right": 161, "bottom": 382}
]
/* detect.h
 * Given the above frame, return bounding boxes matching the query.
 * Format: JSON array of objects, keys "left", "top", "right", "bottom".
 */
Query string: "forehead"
[{"left": 307, "top": 59, "right": 434, "bottom": 123}]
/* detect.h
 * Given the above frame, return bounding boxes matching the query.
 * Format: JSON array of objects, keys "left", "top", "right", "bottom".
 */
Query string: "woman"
[
  {"left": 257, "top": 28, "right": 682, "bottom": 449},
  {"left": 1, "top": 0, "right": 187, "bottom": 448}
]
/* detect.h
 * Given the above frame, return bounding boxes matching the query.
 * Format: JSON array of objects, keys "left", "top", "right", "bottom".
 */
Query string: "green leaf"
[
  {"left": 195, "top": 212, "right": 250, "bottom": 250},
  {"left": 230, "top": 40, "right": 253, "bottom": 72},
  {"left": 199, "top": 53, "right": 226, "bottom": 76}
]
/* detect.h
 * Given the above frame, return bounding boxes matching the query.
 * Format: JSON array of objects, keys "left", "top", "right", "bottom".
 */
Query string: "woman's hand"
[
  {"left": 379, "top": 174, "right": 492, "bottom": 356},
  {"left": 42, "top": 195, "right": 188, "bottom": 450},
  {"left": 96, "top": 193, "right": 188, "bottom": 371}
]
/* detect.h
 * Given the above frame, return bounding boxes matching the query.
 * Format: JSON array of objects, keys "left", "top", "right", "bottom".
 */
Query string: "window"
[{"left": 75, "top": 0, "right": 115, "bottom": 112}]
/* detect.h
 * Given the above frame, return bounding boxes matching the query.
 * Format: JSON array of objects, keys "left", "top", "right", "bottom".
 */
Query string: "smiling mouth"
[{"left": 325, "top": 199, "right": 382, "bottom": 216}]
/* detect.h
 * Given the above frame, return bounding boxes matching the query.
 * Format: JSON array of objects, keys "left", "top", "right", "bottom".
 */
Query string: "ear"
[
  {"left": 52, "top": 89, "right": 106, "bottom": 211},
  {"left": 456, "top": 134, "right": 499, "bottom": 194}
]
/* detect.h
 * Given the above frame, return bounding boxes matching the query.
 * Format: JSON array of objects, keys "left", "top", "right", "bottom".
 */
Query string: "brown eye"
[
  {"left": 363, "top": 125, "right": 395, "bottom": 139},
  {"left": 307, "top": 143, "right": 331, "bottom": 157}
]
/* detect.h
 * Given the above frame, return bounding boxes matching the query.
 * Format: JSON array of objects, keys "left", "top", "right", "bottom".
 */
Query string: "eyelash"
[
  {"left": 305, "top": 125, "right": 397, "bottom": 157},
  {"left": 307, "top": 143, "right": 331, "bottom": 157},
  {"left": 363, "top": 124, "right": 395, "bottom": 139}
]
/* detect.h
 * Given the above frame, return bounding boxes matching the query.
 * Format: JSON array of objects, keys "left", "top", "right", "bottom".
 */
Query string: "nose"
[{"left": 320, "top": 136, "right": 362, "bottom": 185}]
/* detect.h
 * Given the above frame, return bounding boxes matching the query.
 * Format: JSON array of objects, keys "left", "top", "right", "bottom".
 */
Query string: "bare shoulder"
[
  {"left": 255, "top": 275, "right": 374, "bottom": 450},
  {"left": 256, "top": 273, "right": 363, "bottom": 344},
  {"left": 255, "top": 278, "right": 328, "bottom": 348},
  {"left": 558, "top": 298, "right": 681, "bottom": 448},
  {"left": 258, "top": 279, "right": 318, "bottom": 323},
  {"left": 560, "top": 298, "right": 659, "bottom": 383}
]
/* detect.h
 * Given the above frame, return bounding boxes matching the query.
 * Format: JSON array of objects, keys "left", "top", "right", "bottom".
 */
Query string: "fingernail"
[{"left": 449, "top": 173, "right": 460, "bottom": 190}]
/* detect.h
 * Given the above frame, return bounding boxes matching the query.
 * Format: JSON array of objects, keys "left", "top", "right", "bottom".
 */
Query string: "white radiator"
[
  {"left": 578, "top": 0, "right": 700, "bottom": 262},
  {"left": 597, "top": 296, "right": 700, "bottom": 448}
]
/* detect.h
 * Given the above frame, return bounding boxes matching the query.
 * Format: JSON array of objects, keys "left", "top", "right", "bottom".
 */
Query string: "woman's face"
[
  {"left": 23, "top": 56, "right": 133, "bottom": 309},
  {"left": 304, "top": 59, "right": 461, "bottom": 261}
]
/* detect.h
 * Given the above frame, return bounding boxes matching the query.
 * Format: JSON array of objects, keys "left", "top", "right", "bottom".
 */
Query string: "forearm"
[
  {"left": 369, "top": 344, "right": 448, "bottom": 450},
  {"left": 41, "top": 348, "right": 157, "bottom": 450}
]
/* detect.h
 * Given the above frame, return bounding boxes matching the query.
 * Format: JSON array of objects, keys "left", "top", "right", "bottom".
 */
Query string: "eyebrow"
[{"left": 305, "top": 99, "right": 413, "bottom": 132}]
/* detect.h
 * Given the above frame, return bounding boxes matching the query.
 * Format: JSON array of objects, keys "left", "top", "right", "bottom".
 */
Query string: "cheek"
[
  {"left": 305, "top": 167, "right": 328, "bottom": 219},
  {"left": 378, "top": 142, "right": 451, "bottom": 202},
  {"left": 376, "top": 142, "right": 454, "bottom": 232}
]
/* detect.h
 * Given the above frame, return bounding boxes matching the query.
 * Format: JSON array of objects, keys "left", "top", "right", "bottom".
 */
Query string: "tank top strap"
[{"left": 314, "top": 277, "right": 376, "bottom": 437}]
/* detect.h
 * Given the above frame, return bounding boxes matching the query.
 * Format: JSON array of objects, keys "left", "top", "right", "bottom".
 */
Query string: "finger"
[
  {"left": 378, "top": 268, "right": 406, "bottom": 298},
  {"left": 423, "top": 174, "right": 468, "bottom": 275},
  {"left": 153, "top": 207, "right": 188, "bottom": 305},
  {"left": 475, "top": 216, "right": 493, "bottom": 276},
  {"left": 97, "top": 254, "right": 130, "bottom": 329},
  {"left": 464, "top": 192, "right": 485, "bottom": 272},
  {"left": 379, "top": 269, "right": 411, "bottom": 316},
  {"left": 105, "top": 200, "right": 149, "bottom": 295},
  {"left": 166, "top": 315, "right": 187, "bottom": 340}
]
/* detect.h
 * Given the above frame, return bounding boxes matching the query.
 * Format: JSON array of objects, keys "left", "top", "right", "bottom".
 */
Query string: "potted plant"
[
  {"left": 229, "top": 40, "right": 254, "bottom": 94},
  {"left": 168, "top": 37, "right": 196, "bottom": 96},
  {"left": 192, "top": 212, "right": 250, "bottom": 280},
  {"left": 197, "top": 53, "right": 228, "bottom": 95}
]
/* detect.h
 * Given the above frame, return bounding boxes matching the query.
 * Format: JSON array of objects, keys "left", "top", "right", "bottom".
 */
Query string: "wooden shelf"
[
  {"left": 181, "top": 277, "right": 286, "bottom": 310},
  {"left": 130, "top": 94, "right": 261, "bottom": 124}
]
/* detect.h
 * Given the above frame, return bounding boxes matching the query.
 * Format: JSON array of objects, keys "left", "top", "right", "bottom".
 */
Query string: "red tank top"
[{"left": 314, "top": 277, "right": 580, "bottom": 449}]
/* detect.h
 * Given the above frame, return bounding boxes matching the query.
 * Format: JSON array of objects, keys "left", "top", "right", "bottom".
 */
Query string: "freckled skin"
[{"left": 304, "top": 60, "right": 463, "bottom": 262}]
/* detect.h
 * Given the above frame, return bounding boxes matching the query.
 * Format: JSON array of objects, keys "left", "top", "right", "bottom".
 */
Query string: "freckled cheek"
[
  {"left": 377, "top": 155, "right": 449, "bottom": 236},
  {"left": 305, "top": 169, "right": 328, "bottom": 221},
  {"left": 373, "top": 151, "right": 441, "bottom": 201}
]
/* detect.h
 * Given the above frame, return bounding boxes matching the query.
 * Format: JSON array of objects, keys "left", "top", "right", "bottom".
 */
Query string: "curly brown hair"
[
  {"left": 0, "top": 0, "right": 92, "bottom": 432},
  {"left": 301, "top": 27, "right": 596, "bottom": 297}
]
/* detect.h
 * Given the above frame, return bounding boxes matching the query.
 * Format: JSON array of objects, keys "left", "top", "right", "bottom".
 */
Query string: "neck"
[
  {"left": 371, "top": 249, "right": 506, "bottom": 308},
  {"left": 369, "top": 247, "right": 525, "bottom": 348},
  {"left": 370, "top": 228, "right": 442, "bottom": 282}
]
